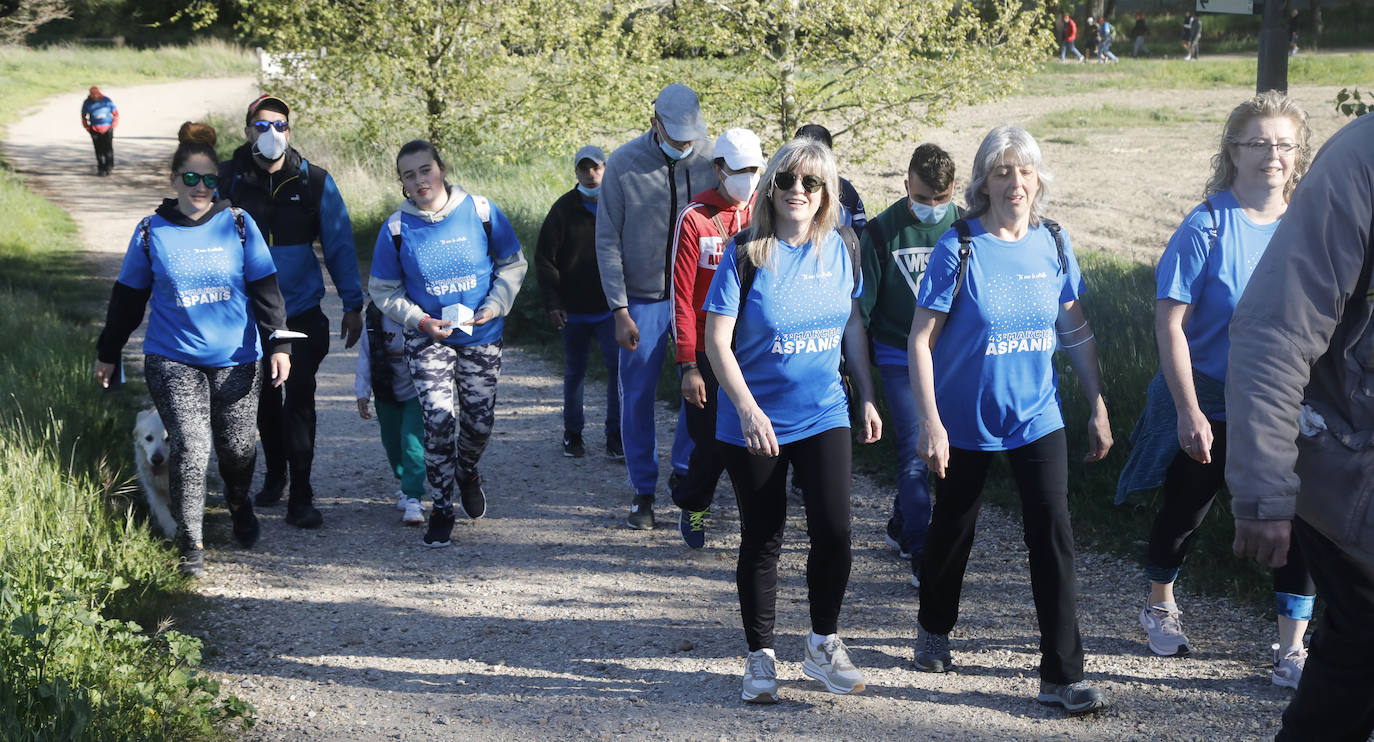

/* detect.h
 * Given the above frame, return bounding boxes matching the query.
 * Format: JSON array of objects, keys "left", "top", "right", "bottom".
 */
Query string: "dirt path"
[{"left": 5, "top": 75, "right": 1335, "bottom": 741}]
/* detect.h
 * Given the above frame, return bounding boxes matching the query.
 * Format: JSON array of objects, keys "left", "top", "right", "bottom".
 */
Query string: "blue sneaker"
[{"left": 679, "top": 507, "right": 709, "bottom": 549}]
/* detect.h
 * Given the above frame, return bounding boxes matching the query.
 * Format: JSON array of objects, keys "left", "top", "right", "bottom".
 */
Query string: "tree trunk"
[
  {"left": 1308, "top": 0, "right": 1322, "bottom": 36},
  {"left": 776, "top": 0, "right": 799, "bottom": 139},
  {"left": 1088, "top": 0, "right": 1104, "bottom": 19}
]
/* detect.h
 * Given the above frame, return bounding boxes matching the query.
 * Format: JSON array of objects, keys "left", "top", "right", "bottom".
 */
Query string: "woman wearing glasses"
[
  {"left": 1118, "top": 91, "right": 1316, "bottom": 688},
  {"left": 95, "top": 122, "right": 292, "bottom": 577},
  {"left": 703, "top": 137, "right": 881, "bottom": 703},
  {"left": 908, "top": 125, "right": 1112, "bottom": 715}
]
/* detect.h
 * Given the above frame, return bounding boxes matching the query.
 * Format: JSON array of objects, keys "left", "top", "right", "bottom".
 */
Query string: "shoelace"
[
  {"left": 923, "top": 632, "right": 949, "bottom": 655},
  {"left": 688, "top": 509, "right": 709, "bottom": 532},
  {"left": 1151, "top": 606, "right": 1184, "bottom": 634},
  {"left": 747, "top": 652, "right": 775, "bottom": 680},
  {"left": 822, "top": 638, "right": 856, "bottom": 671}
]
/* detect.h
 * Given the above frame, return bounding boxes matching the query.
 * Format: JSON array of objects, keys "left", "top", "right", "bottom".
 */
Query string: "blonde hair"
[
  {"left": 735, "top": 137, "right": 839, "bottom": 270},
  {"left": 963, "top": 125, "right": 1052, "bottom": 226},
  {"left": 1204, "top": 90, "right": 1312, "bottom": 202}
]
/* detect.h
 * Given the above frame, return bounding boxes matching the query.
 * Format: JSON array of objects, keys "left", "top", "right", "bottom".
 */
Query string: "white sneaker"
[
  {"left": 393, "top": 490, "right": 409, "bottom": 511},
  {"left": 401, "top": 498, "right": 425, "bottom": 525},
  {"left": 741, "top": 648, "right": 778, "bottom": 703},
  {"left": 802, "top": 634, "right": 865, "bottom": 694},
  {"left": 1271, "top": 643, "right": 1306, "bottom": 689},
  {"left": 1139, "top": 601, "right": 1190, "bottom": 656}
]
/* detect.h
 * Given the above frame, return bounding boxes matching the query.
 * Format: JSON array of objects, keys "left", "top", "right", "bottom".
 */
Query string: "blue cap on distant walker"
[
  {"left": 654, "top": 84, "right": 707, "bottom": 142},
  {"left": 574, "top": 145, "right": 605, "bottom": 168}
]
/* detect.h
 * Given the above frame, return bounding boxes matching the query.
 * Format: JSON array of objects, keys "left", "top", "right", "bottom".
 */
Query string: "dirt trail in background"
[{"left": 5, "top": 76, "right": 1336, "bottom": 741}]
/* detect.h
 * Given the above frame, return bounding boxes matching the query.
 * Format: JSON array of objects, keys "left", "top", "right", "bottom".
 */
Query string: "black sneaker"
[
  {"left": 1037, "top": 680, "right": 1107, "bottom": 715},
  {"left": 606, "top": 431, "right": 624, "bottom": 459},
  {"left": 230, "top": 502, "right": 260, "bottom": 548},
  {"left": 914, "top": 629, "right": 953, "bottom": 673},
  {"left": 178, "top": 547, "right": 206, "bottom": 578},
  {"left": 423, "top": 509, "right": 456, "bottom": 548},
  {"left": 627, "top": 495, "right": 654, "bottom": 530},
  {"left": 563, "top": 431, "right": 586, "bottom": 458},
  {"left": 285, "top": 494, "right": 323, "bottom": 529},
  {"left": 679, "top": 507, "right": 708, "bottom": 549},
  {"left": 884, "top": 517, "right": 911, "bottom": 559},
  {"left": 459, "top": 472, "right": 486, "bottom": 519},
  {"left": 253, "top": 476, "right": 287, "bottom": 507}
]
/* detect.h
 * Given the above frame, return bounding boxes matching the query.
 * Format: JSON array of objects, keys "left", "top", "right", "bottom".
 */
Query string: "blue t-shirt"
[
  {"left": 1155, "top": 190, "right": 1278, "bottom": 384},
  {"left": 116, "top": 208, "right": 277, "bottom": 367},
  {"left": 916, "top": 219, "right": 1085, "bottom": 451},
  {"left": 703, "top": 230, "right": 862, "bottom": 446},
  {"left": 369, "top": 195, "right": 522, "bottom": 347},
  {"left": 82, "top": 97, "right": 116, "bottom": 129}
]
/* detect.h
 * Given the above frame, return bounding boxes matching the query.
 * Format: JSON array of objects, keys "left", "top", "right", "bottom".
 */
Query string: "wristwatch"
[{"left": 680, "top": 361, "right": 698, "bottom": 371}]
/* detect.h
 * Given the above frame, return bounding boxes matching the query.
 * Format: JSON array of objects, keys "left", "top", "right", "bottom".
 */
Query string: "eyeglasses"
[
  {"left": 251, "top": 120, "right": 290, "bottom": 133},
  {"left": 773, "top": 171, "right": 825, "bottom": 193},
  {"left": 1232, "top": 139, "right": 1299, "bottom": 154},
  {"left": 178, "top": 172, "right": 219, "bottom": 188}
]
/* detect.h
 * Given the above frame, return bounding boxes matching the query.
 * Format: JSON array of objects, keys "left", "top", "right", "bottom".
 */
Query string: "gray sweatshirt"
[
  {"left": 369, "top": 185, "right": 528, "bottom": 330},
  {"left": 595, "top": 130, "right": 716, "bottom": 309},
  {"left": 1226, "top": 111, "right": 1374, "bottom": 563}
]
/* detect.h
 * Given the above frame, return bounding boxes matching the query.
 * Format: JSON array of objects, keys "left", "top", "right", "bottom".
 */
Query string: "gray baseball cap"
[
  {"left": 574, "top": 145, "right": 606, "bottom": 168},
  {"left": 653, "top": 84, "right": 707, "bottom": 143}
]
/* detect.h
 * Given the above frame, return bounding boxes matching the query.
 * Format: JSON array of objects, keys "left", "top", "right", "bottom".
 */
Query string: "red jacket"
[
  {"left": 1064, "top": 17, "right": 1078, "bottom": 42},
  {"left": 671, "top": 187, "right": 753, "bottom": 363}
]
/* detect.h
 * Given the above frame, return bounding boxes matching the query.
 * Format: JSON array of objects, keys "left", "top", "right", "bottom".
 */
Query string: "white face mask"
[
  {"left": 723, "top": 172, "right": 759, "bottom": 204},
  {"left": 254, "top": 127, "right": 288, "bottom": 161},
  {"left": 909, "top": 198, "right": 950, "bottom": 224}
]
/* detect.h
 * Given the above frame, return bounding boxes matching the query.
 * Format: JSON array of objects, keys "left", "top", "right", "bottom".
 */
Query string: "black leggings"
[
  {"left": 257, "top": 305, "right": 330, "bottom": 497},
  {"left": 1146, "top": 419, "right": 1316, "bottom": 599},
  {"left": 918, "top": 428, "right": 1086, "bottom": 685},
  {"left": 145, "top": 355, "right": 261, "bottom": 550},
  {"left": 723, "top": 426, "right": 852, "bottom": 652},
  {"left": 672, "top": 351, "right": 727, "bottom": 512}
]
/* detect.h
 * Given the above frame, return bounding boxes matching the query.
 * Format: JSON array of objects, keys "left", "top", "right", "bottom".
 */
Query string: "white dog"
[{"left": 133, "top": 408, "right": 177, "bottom": 539}]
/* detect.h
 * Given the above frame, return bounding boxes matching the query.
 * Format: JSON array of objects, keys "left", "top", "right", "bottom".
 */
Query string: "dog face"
[{"left": 134, "top": 408, "right": 169, "bottom": 476}]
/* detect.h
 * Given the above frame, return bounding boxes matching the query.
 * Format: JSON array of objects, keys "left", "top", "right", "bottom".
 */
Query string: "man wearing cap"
[
  {"left": 535, "top": 145, "right": 622, "bottom": 459},
  {"left": 219, "top": 94, "right": 365, "bottom": 529},
  {"left": 596, "top": 83, "right": 717, "bottom": 530},
  {"left": 80, "top": 86, "right": 118, "bottom": 176},
  {"left": 670, "top": 127, "right": 763, "bottom": 548}
]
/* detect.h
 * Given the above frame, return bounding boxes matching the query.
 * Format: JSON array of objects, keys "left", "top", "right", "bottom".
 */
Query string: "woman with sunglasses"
[
  {"left": 1117, "top": 91, "right": 1316, "bottom": 687},
  {"left": 908, "top": 125, "right": 1111, "bottom": 715},
  {"left": 703, "top": 137, "right": 881, "bottom": 703},
  {"left": 95, "top": 122, "right": 292, "bottom": 578}
]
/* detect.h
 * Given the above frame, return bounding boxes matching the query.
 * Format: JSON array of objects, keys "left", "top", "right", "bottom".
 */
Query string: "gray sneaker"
[
  {"left": 1139, "top": 601, "right": 1190, "bottom": 656},
  {"left": 802, "top": 635, "right": 865, "bottom": 694},
  {"left": 1037, "top": 679, "right": 1107, "bottom": 715},
  {"left": 1271, "top": 643, "right": 1306, "bottom": 690},
  {"left": 741, "top": 649, "right": 778, "bottom": 703},
  {"left": 914, "top": 629, "right": 953, "bottom": 673}
]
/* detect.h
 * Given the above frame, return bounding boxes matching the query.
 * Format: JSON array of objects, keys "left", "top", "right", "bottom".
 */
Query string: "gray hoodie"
[
  {"left": 1226, "top": 111, "right": 1374, "bottom": 564},
  {"left": 595, "top": 130, "right": 716, "bottom": 309},
  {"left": 369, "top": 185, "right": 528, "bottom": 330}
]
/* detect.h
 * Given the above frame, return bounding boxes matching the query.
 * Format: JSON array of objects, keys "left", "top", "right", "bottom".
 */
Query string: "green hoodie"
[{"left": 857, "top": 197, "right": 960, "bottom": 356}]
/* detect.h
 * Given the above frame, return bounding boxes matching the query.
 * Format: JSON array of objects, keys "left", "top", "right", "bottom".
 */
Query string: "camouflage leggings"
[{"left": 404, "top": 330, "right": 502, "bottom": 515}]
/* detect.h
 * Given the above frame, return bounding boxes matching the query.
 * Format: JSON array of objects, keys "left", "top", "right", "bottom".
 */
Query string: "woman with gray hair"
[
  {"left": 1117, "top": 90, "right": 1315, "bottom": 688},
  {"left": 907, "top": 125, "right": 1112, "bottom": 714},
  {"left": 703, "top": 137, "right": 881, "bottom": 703}
]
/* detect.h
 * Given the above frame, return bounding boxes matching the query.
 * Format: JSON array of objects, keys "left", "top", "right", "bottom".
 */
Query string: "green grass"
[
  {"left": 1025, "top": 50, "right": 1374, "bottom": 97},
  {"left": 0, "top": 42, "right": 257, "bottom": 740}
]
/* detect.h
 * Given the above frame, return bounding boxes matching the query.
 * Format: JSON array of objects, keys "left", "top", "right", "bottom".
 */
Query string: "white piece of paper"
[{"left": 442, "top": 303, "right": 474, "bottom": 335}]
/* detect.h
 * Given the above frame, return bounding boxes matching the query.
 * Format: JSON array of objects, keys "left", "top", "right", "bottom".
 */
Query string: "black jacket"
[{"left": 535, "top": 189, "right": 610, "bottom": 315}]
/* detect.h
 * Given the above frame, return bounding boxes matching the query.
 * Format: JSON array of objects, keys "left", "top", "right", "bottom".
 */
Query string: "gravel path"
[{"left": 6, "top": 75, "right": 1337, "bottom": 741}]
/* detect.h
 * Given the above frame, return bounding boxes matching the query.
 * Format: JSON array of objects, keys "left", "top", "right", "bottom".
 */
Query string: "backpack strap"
[
  {"left": 1039, "top": 217, "right": 1070, "bottom": 275},
  {"left": 1202, "top": 197, "right": 1221, "bottom": 251},
  {"left": 138, "top": 216, "right": 152, "bottom": 258},
  {"left": 230, "top": 207, "right": 247, "bottom": 246},
  {"left": 708, "top": 211, "right": 729, "bottom": 244},
  {"left": 836, "top": 225, "right": 861, "bottom": 295},
  {"left": 948, "top": 219, "right": 974, "bottom": 305},
  {"left": 471, "top": 193, "right": 493, "bottom": 241},
  {"left": 731, "top": 232, "right": 758, "bottom": 349},
  {"left": 387, "top": 210, "right": 404, "bottom": 252}
]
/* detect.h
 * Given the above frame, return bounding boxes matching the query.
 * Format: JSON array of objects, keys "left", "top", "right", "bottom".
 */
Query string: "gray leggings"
[{"left": 144, "top": 354, "right": 261, "bottom": 549}]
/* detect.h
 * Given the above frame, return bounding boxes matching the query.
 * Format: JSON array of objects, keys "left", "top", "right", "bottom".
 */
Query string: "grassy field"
[{"left": 0, "top": 42, "right": 256, "bottom": 742}]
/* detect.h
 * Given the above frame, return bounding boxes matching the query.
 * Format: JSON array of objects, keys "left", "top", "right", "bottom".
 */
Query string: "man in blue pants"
[{"left": 596, "top": 84, "right": 716, "bottom": 529}]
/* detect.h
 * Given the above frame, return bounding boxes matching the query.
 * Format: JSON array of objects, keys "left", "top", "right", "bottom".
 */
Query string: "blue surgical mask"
[
  {"left": 659, "top": 139, "right": 693, "bottom": 161},
  {"left": 910, "top": 198, "right": 950, "bottom": 224},
  {"left": 577, "top": 183, "right": 601, "bottom": 198}
]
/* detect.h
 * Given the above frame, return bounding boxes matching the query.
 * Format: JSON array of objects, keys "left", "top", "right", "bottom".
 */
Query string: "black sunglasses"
[
  {"left": 773, "top": 171, "right": 825, "bottom": 193},
  {"left": 250, "top": 120, "right": 290, "bottom": 133},
  {"left": 178, "top": 172, "right": 219, "bottom": 188}
]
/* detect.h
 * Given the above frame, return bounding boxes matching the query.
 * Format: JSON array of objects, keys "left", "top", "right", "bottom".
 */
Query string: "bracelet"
[
  {"left": 418, "top": 315, "right": 429, "bottom": 331},
  {"left": 681, "top": 362, "right": 698, "bottom": 371},
  {"left": 1061, "top": 333, "right": 1095, "bottom": 349},
  {"left": 1056, "top": 320, "right": 1089, "bottom": 336}
]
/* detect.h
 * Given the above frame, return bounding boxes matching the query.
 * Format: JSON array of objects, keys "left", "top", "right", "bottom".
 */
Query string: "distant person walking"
[
  {"left": 1132, "top": 12, "right": 1151, "bottom": 57},
  {"left": 1060, "top": 14, "right": 1084, "bottom": 62},
  {"left": 535, "top": 145, "right": 621, "bottom": 460},
  {"left": 1084, "top": 17, "right": 1100, "bottom": 62},
  {"left": 81, "top": 86, "right": 118, "bottom": 176},
  {"left": 95, "top": 122, "right": 292, "bottom": 577},
  {"left": 1098, "top": 17, "right": 1119, "bottom": 63},
  {"left": 703, "top": 137, "right": 881, "bottom": 704},
  {"left": 1182, "top": 11, "right": 1202, "bottom": 60},
  {"left": 1288, "top": 8, "right": 1301, "bottom": 55}
]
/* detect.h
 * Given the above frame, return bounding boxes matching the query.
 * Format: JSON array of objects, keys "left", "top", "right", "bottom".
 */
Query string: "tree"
[{"left": 0, "top": 0, "right": 69, "bottom": 44}]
